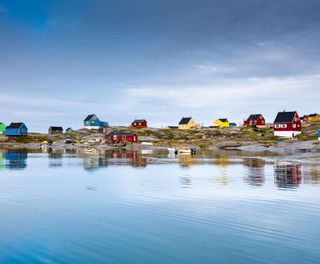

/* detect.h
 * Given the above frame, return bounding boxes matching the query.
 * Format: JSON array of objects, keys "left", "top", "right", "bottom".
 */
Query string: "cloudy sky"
[{"left": 1, "top": 0, "right": 320, "bottom": 131}]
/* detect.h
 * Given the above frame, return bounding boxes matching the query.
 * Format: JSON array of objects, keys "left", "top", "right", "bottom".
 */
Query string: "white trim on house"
[{"left": 274, "top": 131, "right": 301, "bottom": 138}]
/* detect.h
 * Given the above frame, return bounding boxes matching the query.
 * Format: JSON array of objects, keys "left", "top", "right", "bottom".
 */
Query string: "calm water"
[{"left": 0, "top": 149, "right": 320, "bottom": 264}]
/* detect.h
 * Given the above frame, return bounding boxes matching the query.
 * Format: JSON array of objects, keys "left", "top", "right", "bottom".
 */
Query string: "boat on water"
[{"left": 168, "top": 147, "right": 196, "bottom": 155}]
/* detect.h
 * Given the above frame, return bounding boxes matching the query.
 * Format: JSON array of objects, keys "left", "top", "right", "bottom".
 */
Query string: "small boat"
[{"left": 175, "top": 148, "right": 196, "bottom": 155}]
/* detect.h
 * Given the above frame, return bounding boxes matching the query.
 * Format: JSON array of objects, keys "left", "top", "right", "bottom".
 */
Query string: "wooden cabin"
[
  {"left": 106, "top": 132, "right": 138, "bottom": 143},
  {"left": 84, "top": 114, "right": 109, "bottom": 129},
  {"left": 178, "top": 117, "right": 200, "bottom": 130},
  {"left": 131, "top": 119, "right": 147, "bottom": 128},
  {"left": 243, "top": 114, "right": 266, "bottom": 128},
  {"left": 4, "top": 122, "right": 28, "bottom": 136},
  {"left": 273, "top": 111, "right": 301, "bottom": 138},
  {"left": 48, "top": 126, "right": 63, "bottom": 134},
  {"left": 213, "top": 118, "right": 230, "bottom": 128}
]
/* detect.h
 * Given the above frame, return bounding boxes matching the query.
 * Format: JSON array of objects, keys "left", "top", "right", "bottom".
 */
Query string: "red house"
[
  {"left": 106, "top": 132, "right": 138, "bottom": 143},
  {"left": 131, "top": 119, "right": 147, "bottom": 128},
  {"left": 273, "top": 111, "right": 301, "bottom": 138},
  {"left": 243, "top": 114, "right": 266, "bottom": 128}
]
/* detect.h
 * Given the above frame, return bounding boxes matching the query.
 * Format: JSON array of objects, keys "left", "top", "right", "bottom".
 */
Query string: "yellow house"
[
  {"left": 307, "top": 114, "right": 320, "bottom": 123},
  {"left": 213, "top": 118, "right": 230, "bottom": 128},
  {"left": 178, "top": 117, "right": 200, "bottom": 130}
]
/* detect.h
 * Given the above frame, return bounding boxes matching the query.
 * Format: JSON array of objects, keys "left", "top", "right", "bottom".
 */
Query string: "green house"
[{"left": 0, "top": 122, "right": 6, "bottom": 134}]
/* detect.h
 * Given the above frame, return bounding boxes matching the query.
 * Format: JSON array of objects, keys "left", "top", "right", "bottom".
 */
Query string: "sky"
[{"left": 0, "top": 0, "right": 320, "bottom": 132}]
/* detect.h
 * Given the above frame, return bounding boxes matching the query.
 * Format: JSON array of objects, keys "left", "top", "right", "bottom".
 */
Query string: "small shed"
[
  {"left": 131, "top": 119, "right": 147, "bottom": 128},
  {"left": 4, "top": 122, "right": 28, "bottom": 136},
  {"left": 48, "top": 126, "right": 63, "bottom": 134},
  {"left": 0, "top": 122, "right": 6, "bottom": 134},
  {"left": 178, "top": 117, "right": 200, "bottom": 130},
  {"left": 106, "top": 132, "right": 138, "bottom": 143},
  {"left": 213, "top": 118, "right": 230, "bottom": 128},
  {"left": 243, "top": 114, "right": 266, "bottom": 128},
  {"left": 66, "top": 127, "right": 74, "bottom": 133}
]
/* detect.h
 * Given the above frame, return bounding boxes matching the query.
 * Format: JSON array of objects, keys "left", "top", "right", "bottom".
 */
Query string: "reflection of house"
[
  {"left": 273, "top": 111, "right": 301, "bottom": 138},
  {"left": 5, "top": 122, "right": 28, "bottom": 136},
  {"left": 0, "top": 122, "right": 6, "bottom": 134},
  {"left": 213, "top": 157, "right": 230, "bottom": 168},
  {"left": 4, "top": 152, "right": 28, "bottom": 169},
  {"left": 243, "top": 158, "right": 265, "bottom": 186},
  {"left": 213, "top": 118, "right": 229, "bottom": 128},
  {"left": 0, "top": 152, "right": 4, "bottom": 169},
  {"left": 48, "top": 126, "right": 63, "bottom": 134},
  {"left": 178, "top": 117, "right": 200, "bottom": 130},
  {"left": 131, "top": 119, "right": 147, "bottom": 128},
  {"left": 243, "top": 114, "right": 266, "bottom": 128},
  {"left": 179, "top": 155, "right": 196, "bottom": 167},
  {"left": 84, "top": 114, "right": 109, "bottom": 130},
  {"left": 274, "top": 162, "right": 302, "bottom": 189},
  {"left": 106, "top": 132, "right": 138, "bottom": 143}
]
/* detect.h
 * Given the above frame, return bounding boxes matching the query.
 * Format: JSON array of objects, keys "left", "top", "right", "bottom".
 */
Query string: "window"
[{"left": 293, "top": 124, "right": 296, "bottom": 128}]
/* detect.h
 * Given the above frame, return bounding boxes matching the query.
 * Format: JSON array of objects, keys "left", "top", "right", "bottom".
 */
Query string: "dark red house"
[
  {"left": 106, "top": 132, "right": 138, "bottom": 143},
  {"left": 243, "top": 114, "right": 266, "bottom": 128},
  {"left": 131, "top": 119, "right": 147, "bottom": 128},
  {"left": 273, "top": 111, "right": 301, "bottom": 138}
]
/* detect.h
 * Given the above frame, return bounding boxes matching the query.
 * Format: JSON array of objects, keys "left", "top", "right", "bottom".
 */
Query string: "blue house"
[
  {"left": 4, "top": 122, "right": 28, "bottom": 136},
  {"left": 84, "top": 114, "right": 109, "bottom": 129}
]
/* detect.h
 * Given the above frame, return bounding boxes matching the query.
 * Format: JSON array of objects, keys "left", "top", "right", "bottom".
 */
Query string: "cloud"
[
  {"left": 125, "top": 74, "right": 320, "bottom": 109},
  {"left": 194, "top": 64, "right": 235, "bottom": 74}
]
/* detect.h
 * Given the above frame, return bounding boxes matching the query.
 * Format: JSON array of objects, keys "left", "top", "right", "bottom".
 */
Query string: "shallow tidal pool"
[{"left": 0, "top": 150, "right": 319, "bottom": 263}]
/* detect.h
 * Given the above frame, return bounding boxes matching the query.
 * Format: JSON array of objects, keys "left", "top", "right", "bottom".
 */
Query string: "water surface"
[{"left": 0, "top": 149, "right": 319, "bottom": 263}]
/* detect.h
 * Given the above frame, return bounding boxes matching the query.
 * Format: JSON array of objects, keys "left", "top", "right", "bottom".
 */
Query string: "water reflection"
[
  {"left": 243, "top": 158, "right": 265, "bottom": 187},
  {"left": 304, "top": 166, "right": 320, "bottom": 184},
  {"left": 4, "top": 151, "right": 28, "bottom": 170},
  {"left": 274, "top": 162, "right": 302, "bottom": 189},
  {"left": 178, "top": 155, "right": 196, "bottom": 167},
  {"left": 81, "top": 149, "right": 148, "bottom": 170},
  {"left": 0, "top": 149, "right": 319, "bottom": 191},
  {"left": 48, "top": 150, "right": 63, "bottom": 168}
]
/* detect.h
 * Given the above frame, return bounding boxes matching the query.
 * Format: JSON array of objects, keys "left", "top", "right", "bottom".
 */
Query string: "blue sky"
[{"left": 1, "top": 0, "right": 320, "bottom": 131}]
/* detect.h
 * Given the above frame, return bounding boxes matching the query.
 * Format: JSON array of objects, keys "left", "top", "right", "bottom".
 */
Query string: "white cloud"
[{"left": 125, "top": 74, "right": 320, "bottom": 109}]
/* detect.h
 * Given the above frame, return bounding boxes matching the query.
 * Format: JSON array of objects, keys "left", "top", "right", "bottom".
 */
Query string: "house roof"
[
  {"left": 248, "top": 114, "right": 262, "bottom": 120},
  {"left": 49, "top": 126, "right": 63, "bottom": 131},
  {"left": 108, "top": 131, "right": 136, "bottom": 136},
  {"left": 133, "top": 119, "right": 146, "bottom": 123},
  {"left": 179, "top": 117, "right": 192, "bottom": 125},
  {"left": 274, "top": 111, "right": 297, "bottom": 123},
  {"left": 84, "top": 114, "right": 97, "bottom": 121},
  {"left": 66, "top": 127, "right": 73, "bottom": 131},
  {"left": 218, "top": 118, "right": 228, "bottom": 122},
  {"left": 6, "top": 122, "right": 25, "bottom": 129}
]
